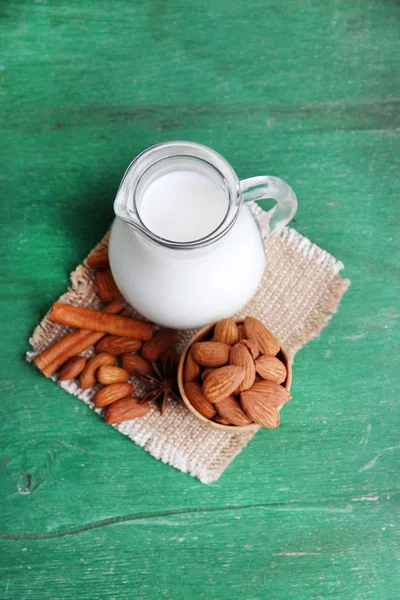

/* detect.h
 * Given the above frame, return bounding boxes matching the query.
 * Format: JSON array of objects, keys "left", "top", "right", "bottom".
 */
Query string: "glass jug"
[{"left": 109, "top": 141, "right": 297, "bottom": 329}]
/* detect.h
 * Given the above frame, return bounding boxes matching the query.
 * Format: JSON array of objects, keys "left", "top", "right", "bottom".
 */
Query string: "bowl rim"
[{"left": 177, "top": 319, "right": 292, "bottom": 434}]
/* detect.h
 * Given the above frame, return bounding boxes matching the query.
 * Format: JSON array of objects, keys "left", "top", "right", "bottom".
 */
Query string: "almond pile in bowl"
[{"left": 178, "top": 317, "right": 292, "bottom": 431}]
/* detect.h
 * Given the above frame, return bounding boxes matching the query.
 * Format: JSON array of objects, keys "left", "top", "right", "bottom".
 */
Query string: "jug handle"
[{"left": 240, "top": 176, "right": 297, "bottom": 234}]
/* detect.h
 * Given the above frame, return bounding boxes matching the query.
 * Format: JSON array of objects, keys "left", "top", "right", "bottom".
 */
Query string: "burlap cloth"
[{"left": 27, "top": 205, "right": 349, "bottom": 483}]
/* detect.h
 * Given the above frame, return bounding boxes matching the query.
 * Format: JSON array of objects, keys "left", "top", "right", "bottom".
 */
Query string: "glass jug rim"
[{"left": 114, "top": 141, "right": 242, "bottom": 250}]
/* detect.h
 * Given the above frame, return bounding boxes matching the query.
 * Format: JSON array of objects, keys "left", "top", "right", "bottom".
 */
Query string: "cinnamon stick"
[
  {"left": 42, "top": 331, "right": 106, "bottom": 377},
  {"left": 34, "top": 328, "right": 91, "bottom": 371},
  {"left": 34, "top": 300, "right": 124, "bottom": 375},
  {"left": 49, "top": 303, "right": 153, "bottom": 340}
]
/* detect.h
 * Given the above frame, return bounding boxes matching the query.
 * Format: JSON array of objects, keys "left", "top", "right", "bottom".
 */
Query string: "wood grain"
[{"left": 1, "top": 0, "right": 399, "bottom": 598}]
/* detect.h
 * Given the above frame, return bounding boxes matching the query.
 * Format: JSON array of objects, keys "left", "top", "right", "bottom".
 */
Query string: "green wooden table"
[{"left": 1, "top": 1, "right": 399, "bottom": 598}]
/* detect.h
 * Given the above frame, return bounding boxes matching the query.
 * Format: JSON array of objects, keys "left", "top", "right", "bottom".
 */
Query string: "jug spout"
[{"left": 113, "top": 164, "right": 141, "bottom": 230}]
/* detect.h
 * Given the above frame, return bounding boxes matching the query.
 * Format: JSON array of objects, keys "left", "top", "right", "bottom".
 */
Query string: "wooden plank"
[
  {"left": 0, "top": 499, "right": 398, "bottom": 599},
  {"left": 0, "top": 0, "right": 399, "bottom": 598}
]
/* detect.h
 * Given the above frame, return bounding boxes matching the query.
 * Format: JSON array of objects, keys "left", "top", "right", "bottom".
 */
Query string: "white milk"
[
  {"left": 109, "top": 170, "right": 266, "bottom": 329},
  {"left": 138, "top": 170, "right": 228, "bottom": 242}
]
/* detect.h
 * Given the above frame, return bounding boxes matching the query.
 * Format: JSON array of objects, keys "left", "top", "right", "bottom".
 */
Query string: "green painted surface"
[{"left": 1, "top": 1, "right": 399, "bottom": 598}]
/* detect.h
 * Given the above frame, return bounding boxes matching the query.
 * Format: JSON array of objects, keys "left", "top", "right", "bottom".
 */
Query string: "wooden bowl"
[{"left": 177, "top": 320, "right": 292, "bottom": 433}]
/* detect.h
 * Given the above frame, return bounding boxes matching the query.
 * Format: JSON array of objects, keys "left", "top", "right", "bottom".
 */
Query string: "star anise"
[{"left": 137, "top": 351, "right": 181, "bottom": 415}]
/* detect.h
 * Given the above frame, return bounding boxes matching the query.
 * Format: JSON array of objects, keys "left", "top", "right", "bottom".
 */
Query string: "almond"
[
  {"left": 121, "top": 353, "right": 153, "bottom": 376},
  {"left": 184, "top": 382, "right": 217, "bottom": 420},
  {"left": 105, "top": 396, "right": 151, "bottom": 424},
  {"left": 201, "top": 368, "right": 214, "bottom": 381},
  {"left": 239, "top": 338, "right": 260, "bottom": 360},
  {"left": 255, "top": 355, "right": 287, "bottom": 384},
  {"left": 86, "top": 249, "right": 109, "bottom": 269},
  {"left": 213, "top": 415, "right": 232, "bottom": 425},
  {"left": 202, "top": 365, "right": 245, "bottom": 403},
  {"left": 183, "top": 351, "right": 201, "bottom": 382},
  {"left": 164, "top": 349, "right": 181, "bottom": 365},
  {"left": 80, "top": 352, "right": 116, "bottom": 390},
  {"left": 240, "top": 392, "right": 280, "bottom": 428},
  {"left": 94, "top": 382, "right": 134, "bottom": 408},
  {"left": 213, "top": 319, "right": 239, "bottom": 346},
  {"left": 95, "top": 335, "right": 142, "bottom": 355},
  {"left": 97, "top": 365, "right": 130, "bottom": 385},
  {"left": 244, "top": 317, "right": 280, "bottom": 356},
  {"left": 237, "top": 324, "right": 246, "bottom": 341},
  {"left": 103, "top": 300, "right": 125, "bottom": 314},
  {"left": 141, "top": 328, "right": 179, "bottom": 361},
  {"left": 216, "top": 395, "right": 253, "bottom": 426},
  {"left": 95, "top": 268, "right": 120, "bottom": 302},
  {"left": 247, "top": 380, "right": 291, "bottom": 407},
  {"left": 58, "top": 356, "right": 87, "bottom": 381},
  {"left": 229, "top": 343, "right": 255, "bottom": 393},
  {"left": 191, "top": 342, "right": 231, "bottom": 367}
]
